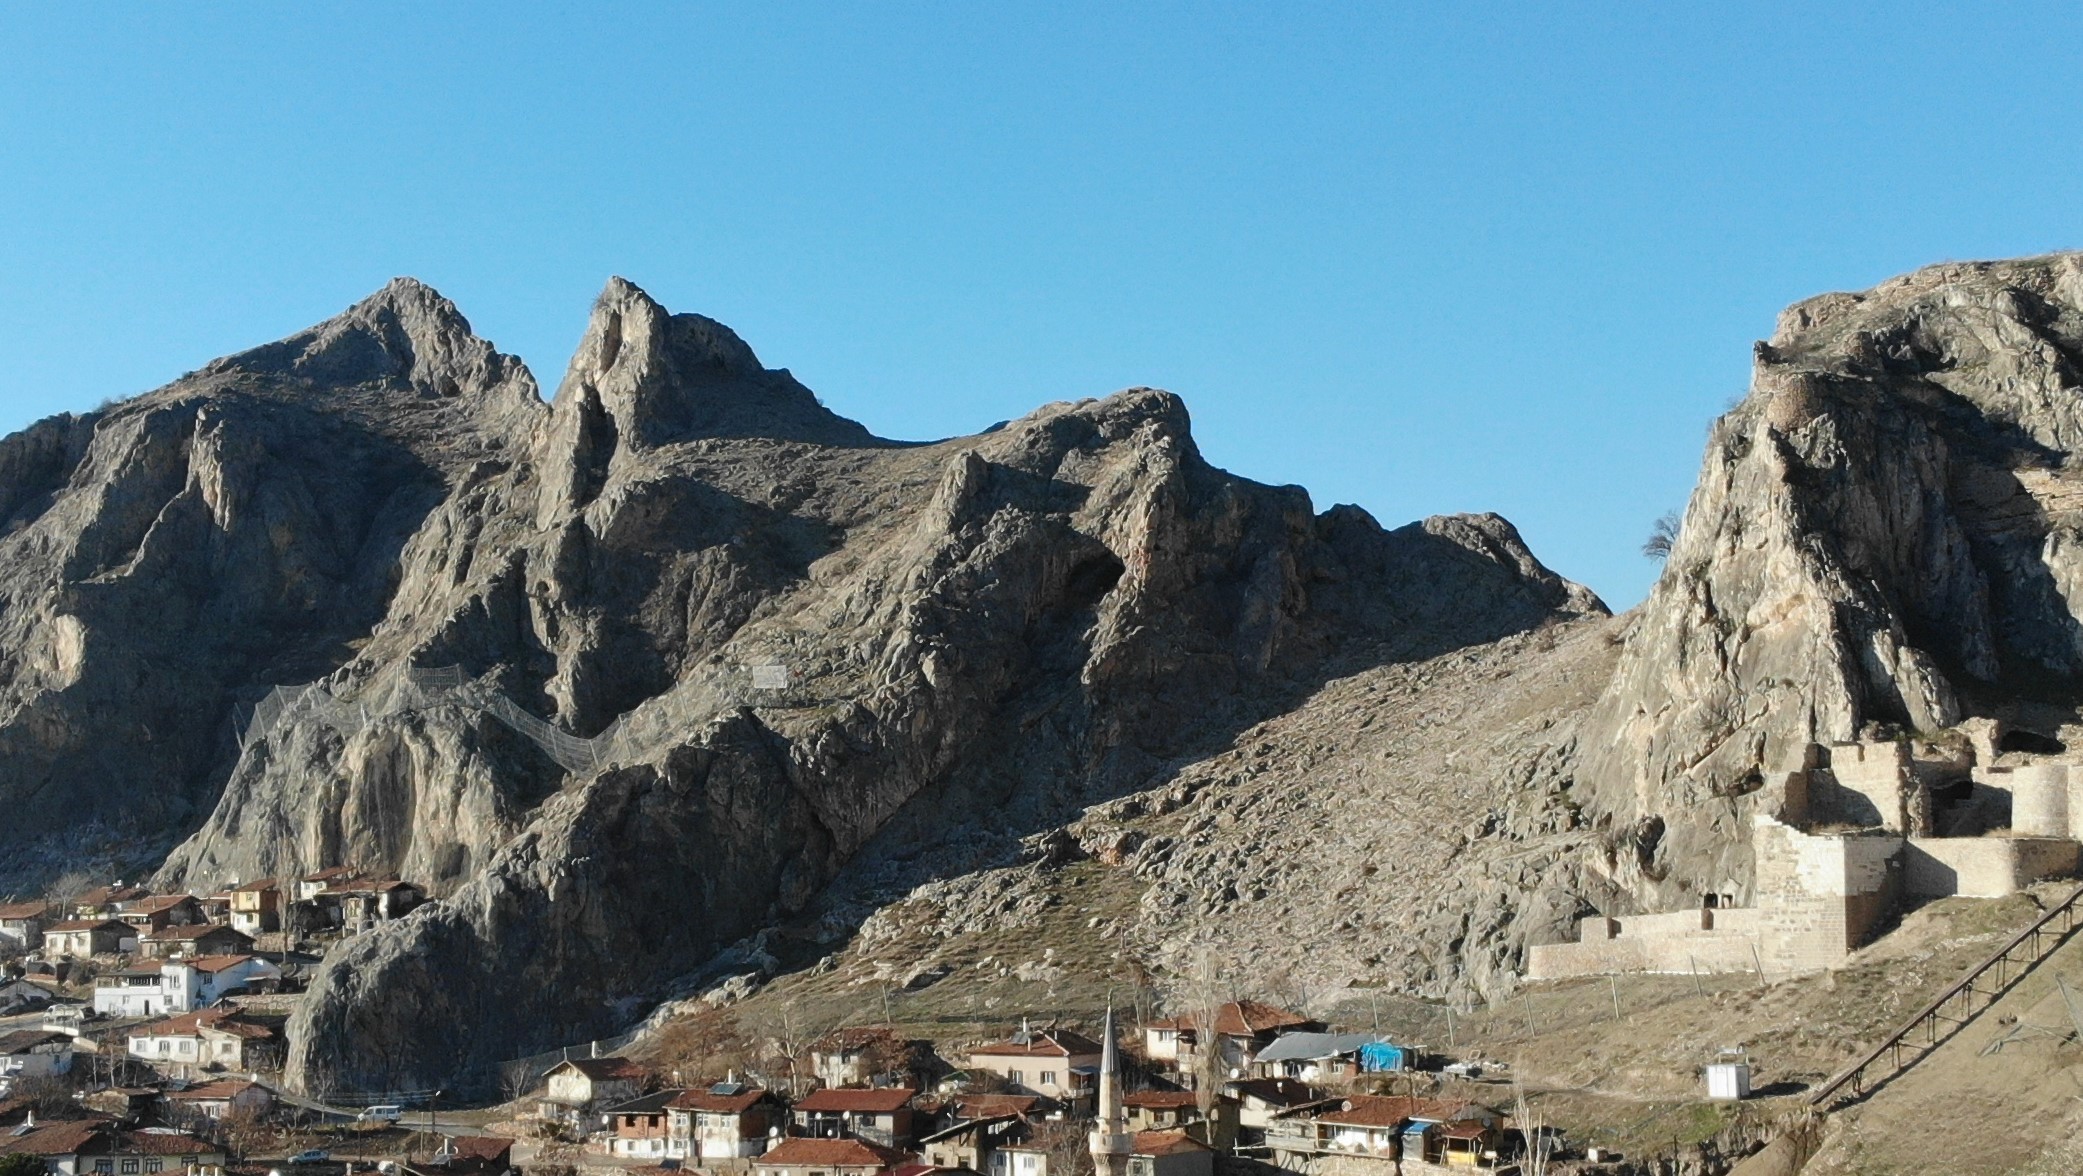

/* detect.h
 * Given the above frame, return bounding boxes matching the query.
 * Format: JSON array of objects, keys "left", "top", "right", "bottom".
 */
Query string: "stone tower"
[{"left": 1089, "top": 1007, "right": 1131, "bottom": 1176}]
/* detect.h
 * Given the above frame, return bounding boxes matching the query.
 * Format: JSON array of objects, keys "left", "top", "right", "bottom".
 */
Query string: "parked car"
[
  {"left": 358, "top": 1105, "right": 404, "bottom": 1123},
  {"left": 289, "top": 1150, "right": 330, "bottom": 1164}
]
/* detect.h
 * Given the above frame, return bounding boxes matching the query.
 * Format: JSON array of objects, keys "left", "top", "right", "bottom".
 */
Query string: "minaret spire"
[{"left": 1090, "top": 1006, "right": 1131, "bottom": 1176}]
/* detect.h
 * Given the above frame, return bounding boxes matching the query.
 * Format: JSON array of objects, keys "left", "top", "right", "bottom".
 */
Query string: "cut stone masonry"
[{"left": 1530, "top": 721, "right": 2083, "bottom": 980}]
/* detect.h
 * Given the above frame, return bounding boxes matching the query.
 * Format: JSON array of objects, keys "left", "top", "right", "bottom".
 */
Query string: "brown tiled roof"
[
  {"left": 1223, "top": 1078, "right": 1316, "bottom": 1106},
  {"left": 1149, "top": 1001, "right": 1314, "bottom": 1037},
  {"left": 794, "top": 1087, "right": 916, "bottom": 1113},
  {"left": 759, "top": 1137, "right": 908, "bottom": 1168},
  {"left": 0, "top": 1030, "right": 71, "bottom": 1054},
  {"left": 550, "top": 1056, "right": 649, "bottom": 1082},
  {"left": 1132, "top": 1131, "right": 1212, "bottom": 1157},
  {"left": 98, "top": 1130, "right": 220, "bottom": 1156},
  {"left": 122, "top": 895, "right": 198, "bottom": 915},
  {"left": 44, "top": 919, "right": 127, "bottom": 934},
  {"left": 144, "top": 923, "right": 251, "bottom": 943},
  {"left": 74, "top": 886, "right": 147, "bottom": 908},
  {"left": 0, "top": 903, "right": 46, "bottom": 920},
  {"left": 0, "top": 1119, "right": 109, "bottom": 1156},
  {"left": 970, "top": 1029, "right": 1102, "bottom": 1058},
  {"left": 1313, "top": 1095, "right": 1478, "bottom": 1129},
  {"left": 446, "top": 1136, "right": 514, "bottom": 1163},
  {"left": 188, "top": 954, "right": 260, "bottom": 973},
  {"left": 165, "top": 1080, "right": 263, "bottom": 1102},
  {"left": 301, "top": 866, "right": 361, "bottom": 883},
  {"left": 134, "top": 1009, "right": 274, "bottom": 1041},
  {"left": 229, "top": 879, "right": 278, "bottom": 893},
  {"left": 1439, "top": 1121, "right": 1491, "bottom": 1141},
  {"left": 953, "top": 1094, "right": 1039, "bottom": 1118},
  {"left": 815, "top": 1026, "right": 905, "bottom": 1051},
  {"left": 1124, "top": 1091, "right": 1200, "bottom": 1110},
  {"left": 665, "top": 1087, "right": 769, "bottom": 1113}
]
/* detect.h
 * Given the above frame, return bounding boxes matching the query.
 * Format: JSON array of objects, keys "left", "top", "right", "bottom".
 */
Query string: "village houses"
[
  {"left": 161, "top": 1077, "right": 273, "bottom": 1120},
  {"left": 756, "top": 1137, "right": 911, "bottom": 1176},
  {"left": 539, "top": 1056, "right": 649, "bottom": 1126},
  {"left": 0, "top": 1120, "right": 224, "bottom": 1176},
  {"left": 125, "top": 1008, "right": 282, "bottom": 1075},
  {"left": 137, "top": 924, "right": 252, "bottom": 960},
  {"left": 113, "top": 896, "right": 203, "bottom": 937},
  {"left": 225, "top": 880, "right": 280, "bottom": 937},
  {"left": 1144, "top": 1001, "right": 1320, "bottom": 1081},
  {"left": 602, "top": 1089, "right": 677, "bottom": 1160},
  {"left": 791, "top": 1086, "right": 916, "bottom": 1146},
  {"left": 966, "top": 1028, "right": 1102, "bottom": 1104},
  {"left": 0, "top": 902, "right": 49, "bottom": 948},
  {"left": 42, "top": 920, "right": 134, "bottom": 960},
  {"left": 0, "top": 1029, "right": 74, "bottom": 1082},
  {"left": 92, "top": 956, "right": 282, "bottom": 1018},
  {"left": 665, "top": 1082, "right": 783, "bottom": 1161}
]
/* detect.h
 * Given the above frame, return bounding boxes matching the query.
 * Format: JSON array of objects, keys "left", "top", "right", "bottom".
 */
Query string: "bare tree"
[
  {"left": 1642, "top": 510, "right": 1682, "bottom": 560},
  {"left": 499, "top": 1061, "right": 538, "bottom": 1108}
]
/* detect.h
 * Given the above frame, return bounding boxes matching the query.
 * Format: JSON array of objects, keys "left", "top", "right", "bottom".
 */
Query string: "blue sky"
[{"left": 3, "top": 5, "right": 2080, "bottom": 608}]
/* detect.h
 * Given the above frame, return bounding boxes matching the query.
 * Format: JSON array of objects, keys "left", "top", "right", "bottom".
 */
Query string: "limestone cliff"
[
  {"left": 1579, "top": 254, "right": 2083, "bottom": 905},
  {"left": 0, "top": 275, "right": 1603, "bottom": 1091}
]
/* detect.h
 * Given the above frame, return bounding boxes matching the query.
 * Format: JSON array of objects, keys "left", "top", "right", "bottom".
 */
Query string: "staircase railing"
[{"left": 1809, "top": 881, "right": 2083, "bottom": 1108}]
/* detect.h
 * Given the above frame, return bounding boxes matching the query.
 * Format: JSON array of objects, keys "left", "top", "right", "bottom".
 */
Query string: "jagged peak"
[
  {"left": 543, "top": 275, "right": 877, "bottom": 449},
  {"left": 204, "top": 276, "right": 538, "bottom": 408}
]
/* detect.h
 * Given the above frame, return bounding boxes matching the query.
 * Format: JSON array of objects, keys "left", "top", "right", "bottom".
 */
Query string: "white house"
[
  {"left": 127, "top": 1009, "right": 280, "bottom": 1075},
  {"left": 93, "top": 968, "right": 175, "bottom": 1019},
  {"left": 0, "top": 1029, "right": 75, "bottom": 1081}
]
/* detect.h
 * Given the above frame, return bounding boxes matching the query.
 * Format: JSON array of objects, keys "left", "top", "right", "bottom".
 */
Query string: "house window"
[
  {"left": 123, "top": 1161, "right": 140, "bottom": 1174},
  {"left": 1008, "top": 1069, "right": 1023, "bottom": 1085},
  {"left": 144, "top": 1161, "right": 163, "bottom": 1173},
  {"left": 1040, "top": 1071, "right": 1057, "bottom": 1087},
  {"left": 1019, "top": 1157, "right": 1038, "bottom": 1172},
  {"left": 95, "top": 1162, "right": 113, "bottom": 1174}
]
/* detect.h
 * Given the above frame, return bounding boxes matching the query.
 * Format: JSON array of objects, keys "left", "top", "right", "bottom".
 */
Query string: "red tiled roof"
[
  {"left": 44, "top": 919, "right": 128, "bottom": 933},
  {"left": 759, "top": 1137, "right": 908, "bottom": 1168},
  {"left": 0, "top": 903, "right": 46, "bottom": 920},
  {"left": 970, "top": 1030, "right": 1102, "bottom": 1059},
  {"left": 229, "top": 879, "right": 278, "bottom": 893},
  {"left": 665, "top": 1088, "right": 769, "bottom": 1113},
  {"left": 301, "top": 866, "right": 361, "bottom": 883},
  {"left": 794, "top": 1087, "right": 916, "bottom": 1113},
  {"left": 1132, "top": 1131, "right": 1212, "bottom": 1157}
]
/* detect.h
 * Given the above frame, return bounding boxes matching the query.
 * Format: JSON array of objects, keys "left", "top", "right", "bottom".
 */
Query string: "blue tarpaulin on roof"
[{"left": 1358, "top": 1042, "right": 1407, "bottom": 1072}]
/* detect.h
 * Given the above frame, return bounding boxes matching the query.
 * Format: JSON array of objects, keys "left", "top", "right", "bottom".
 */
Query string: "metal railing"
[{"left": 1809, "top": 881, "right": 2083, "bottom": 1108}]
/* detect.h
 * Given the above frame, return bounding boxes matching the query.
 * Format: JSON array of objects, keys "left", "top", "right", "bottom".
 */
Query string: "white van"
[{"left": 358, "top": 1105, "right": 404, "bottom": 1123}]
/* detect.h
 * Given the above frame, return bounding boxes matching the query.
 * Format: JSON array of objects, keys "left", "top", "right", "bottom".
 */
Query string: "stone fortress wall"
[{"left": 1530, "top": 719, "right": 2083, "bottom": 981}]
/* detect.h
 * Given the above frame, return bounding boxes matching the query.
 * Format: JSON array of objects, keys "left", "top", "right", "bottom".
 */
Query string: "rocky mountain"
[
  {"left": 20, "top": 252, "right": 2083, "bottom": 1102},
  {"left": 0, "top": 275, "right": 1604, "bottom": 1092},
  {"left": 1578, "top": 253, "right": 2083, "bottom": 908}
]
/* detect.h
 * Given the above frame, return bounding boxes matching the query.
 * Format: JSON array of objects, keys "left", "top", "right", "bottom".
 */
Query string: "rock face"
[
  {"left": 1580, "top": 254, "right": 2083, "bottom": 905},
  {"left": 0, "top": 279, "right": 540, "bottom": 886},
  {"left": 0, "top": 275, "right": 1602, "bottom": 1092}
]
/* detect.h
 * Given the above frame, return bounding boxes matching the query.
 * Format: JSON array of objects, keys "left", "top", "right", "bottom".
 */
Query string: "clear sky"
[{"left": 3, "top": 5, "right": 2080, "bottom": 608}]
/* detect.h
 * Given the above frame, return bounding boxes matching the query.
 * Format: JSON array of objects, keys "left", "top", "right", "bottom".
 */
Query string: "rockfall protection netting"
[{"left": 237, "top": 665, "right": 632, "bottom": 774}]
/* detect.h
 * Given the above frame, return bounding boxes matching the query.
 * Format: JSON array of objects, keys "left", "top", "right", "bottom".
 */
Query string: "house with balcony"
[{"left": 665, "top": 1082, "right": 781, "bottom": 1161}]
